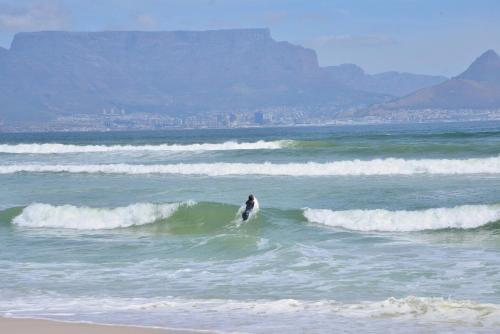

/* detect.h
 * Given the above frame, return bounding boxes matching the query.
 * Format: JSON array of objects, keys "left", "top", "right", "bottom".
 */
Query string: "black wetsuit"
[{"left": 242, "top": 200, "right": 255, "bottom": 221}]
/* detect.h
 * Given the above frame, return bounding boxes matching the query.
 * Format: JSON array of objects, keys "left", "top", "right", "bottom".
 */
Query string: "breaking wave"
[
  {"left": 123, "top": 296, "right": 500, "bottom": 326},
  {"left": 12, "top": 202, "right": 195, "bottom": 230},
  {"left": 338, "top": 296, "right": 500, "bottom": 326},
  {"left": 303, "top": 204, "right": 500, "bottom": 232},
  {"left": 1, "top": 155, "right": 500, "bottom": 175},
  {"left": 0, "top": 140, "right": 291, "bottom": 154},
  {"left": 2, "top": 296, "right": 499, "bottom": 329},
  {"left": 9, "top": 201, "right": 500, "bottom": 233},
  {"left": 7, "top": 201, "right": 261, "bottom": 232}
]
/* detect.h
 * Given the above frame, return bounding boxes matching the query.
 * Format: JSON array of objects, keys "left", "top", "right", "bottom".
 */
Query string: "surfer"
[{"left": 242, "top": 194, "right": 255, "bottom": 221}]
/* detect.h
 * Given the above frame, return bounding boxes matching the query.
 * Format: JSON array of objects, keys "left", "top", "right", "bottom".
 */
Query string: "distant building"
[
  {"left": 229, "top": 113, "right": 237, "bottom": 124},
  {"left": 216, "top": 114, "right": 229, "bottom": 127},
  {"left": 254, "top": 112, "right": 264, "bottom": 125}
]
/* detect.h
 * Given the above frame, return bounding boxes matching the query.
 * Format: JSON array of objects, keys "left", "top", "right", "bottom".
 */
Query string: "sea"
[{"left": 1, "top": 121, "right": 500, "bottom": 333}]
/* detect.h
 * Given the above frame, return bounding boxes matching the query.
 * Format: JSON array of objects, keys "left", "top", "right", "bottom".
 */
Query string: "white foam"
[
  {"left": 12, "top": 202, "right": 194, "bottom": 230},
  {"left": 0, "top": 140, "right": 290, "bottom": 154},
  {"left": 130, "top": 296, "right": 500, "bottom": 328},
  {"left": 1, "top": 156, "right": 500, "bottom": 176},
  {"left": 3, "top": 296, "right": 498, "bottom": 328},
  {"left": 139, "top": 296, "right": 500, "bottom": 326},
  {"left": 339, "top": 296, "right": 500, "bottom": 326},
  {"left": 303, "top": 204, "right": 500, "bottom": 232}
]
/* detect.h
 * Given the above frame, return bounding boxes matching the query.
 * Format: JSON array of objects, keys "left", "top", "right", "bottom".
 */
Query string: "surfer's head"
[{"left": 248, "top": 194, "right": 254, "bottom": 201}]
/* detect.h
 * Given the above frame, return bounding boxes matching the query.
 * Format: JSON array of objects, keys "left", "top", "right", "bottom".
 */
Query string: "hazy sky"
[{"left": 0, "top": 0, "right": 499, "bottom": 76}]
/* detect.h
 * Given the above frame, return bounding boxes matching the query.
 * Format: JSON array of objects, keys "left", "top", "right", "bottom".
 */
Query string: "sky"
[{"left": 0, "top": 0, "right": 499, "bottom": 76}]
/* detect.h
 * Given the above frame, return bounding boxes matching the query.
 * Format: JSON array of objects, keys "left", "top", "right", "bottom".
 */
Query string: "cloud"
[
  {"left": 0, "top": 1, "right": 71, "bottom": 32},
  {"left": 306, "top": 34, "right": 397, "bottom": 48}
]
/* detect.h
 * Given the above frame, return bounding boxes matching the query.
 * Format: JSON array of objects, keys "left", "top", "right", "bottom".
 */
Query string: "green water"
[{"left": 1, "top": 122, "right": 500, "bottom": 333}]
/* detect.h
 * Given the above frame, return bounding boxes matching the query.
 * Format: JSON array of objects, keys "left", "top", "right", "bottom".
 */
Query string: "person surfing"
[{"left": 242, "top": 194, "right": 256, "bottom": 221}]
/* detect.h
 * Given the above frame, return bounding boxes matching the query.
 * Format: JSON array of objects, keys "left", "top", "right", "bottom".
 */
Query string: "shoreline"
[{"left": 0, "top": 316, "right": 215, "bottom": 334}]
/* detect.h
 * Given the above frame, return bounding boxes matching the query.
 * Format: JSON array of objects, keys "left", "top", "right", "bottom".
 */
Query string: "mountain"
[
  {"left": 457, "top": 49, "right": 500, "bottom": 85},
  {"left": 383, "top": 49, "right": 500, "bottom": 110},
  {"left": 323, "top": 64, "right": 447, "bottom": 97},
  {"left": 0, "top": 29, "right": 388, "bottom": 123}
]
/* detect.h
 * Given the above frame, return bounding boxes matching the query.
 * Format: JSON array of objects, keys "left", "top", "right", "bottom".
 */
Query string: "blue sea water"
[{"left": 1, "top": 122, "right": 500, "bottom": 333}]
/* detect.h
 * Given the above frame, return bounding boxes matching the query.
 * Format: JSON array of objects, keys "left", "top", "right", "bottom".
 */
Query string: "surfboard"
[{"left": 242, "top": 209, "right": 251, "bottom": 221}]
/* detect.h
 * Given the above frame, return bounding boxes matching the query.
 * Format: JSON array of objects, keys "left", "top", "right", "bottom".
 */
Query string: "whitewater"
[
  {"left": 12, "top": 202, "right": 195, "bottom": 229},
  {"left": 303, "top": 204, "right": 500, "bottom": 231},
  {"left": 0, "top": 140, "right": 290, "bottom": 154},
  {"left": 7, "top": 202, "right": 500, "bottom": 231},
  {"left": 2, "top": 295, "right": 499, "bottom": 333},
  {"left": 1, "top": 155, "right": 500, "bottom": 175},
  {"left": 2, "top": 122, "right": 500, "bottom": 333}
]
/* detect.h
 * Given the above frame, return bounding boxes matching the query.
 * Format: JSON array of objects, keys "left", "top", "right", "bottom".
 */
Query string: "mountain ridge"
[{"left": 323, "top": 63, "right": 447, "bottom": 97}]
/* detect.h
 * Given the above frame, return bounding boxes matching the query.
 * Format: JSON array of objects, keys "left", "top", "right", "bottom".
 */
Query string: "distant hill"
[
  {"left": 383, "top": 49, "right": 500, "bottom": 109},
  {"left": 323, "top": 64, "right": 447, "bottom": 97}
]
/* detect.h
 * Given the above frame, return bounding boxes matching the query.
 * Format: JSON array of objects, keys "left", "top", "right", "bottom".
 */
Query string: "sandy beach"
[{"left": 0, "top": 317, "right": 207, "bottom": 334}]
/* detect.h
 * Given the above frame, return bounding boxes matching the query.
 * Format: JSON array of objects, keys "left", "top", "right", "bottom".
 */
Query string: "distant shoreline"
[{"left": 2, "top": 119, "right": 500, "bottom": 134}]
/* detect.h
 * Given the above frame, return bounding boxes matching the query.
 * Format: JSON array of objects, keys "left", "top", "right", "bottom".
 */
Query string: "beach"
[{"left": 0, "top": 317, "right": 205, "bottom": 334}]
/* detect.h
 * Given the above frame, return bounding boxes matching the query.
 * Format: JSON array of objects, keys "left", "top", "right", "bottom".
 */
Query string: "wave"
[
  {"left": 3, "top": 296, "right": 498, "bottom": 329},
  {"left": 128, "top": 296, "right": 500, "bottom": 326},
  {"left": 1, "top": 155, "right": 500, "bottom": 175},
  {"left": 303, "top": 204, "right": 500, "bottom": 232},
  {"left": 7, "top": 201, "right": 261, "bottom": 232},
  {"left": 338, "top": 296, "right": 500, "bottom": 326},
  {"left": 12, "top": 202, "right": 195, "bottom": 230},
  {"left": 9, "top": 201, "right": 500, "bottom": 233},
  {"left": 0, "top": 140, "right": 291, "bottom": 154}
]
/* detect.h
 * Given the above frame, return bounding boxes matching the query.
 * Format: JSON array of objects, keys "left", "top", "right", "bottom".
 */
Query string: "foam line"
[
  {"left": 2, "top": 296, "right": 499, "bottom": 327},
  {"left": 1, "top": 156, "right": 500, "bottom": 175},
  {"left": 0, "top": 140, "right": 291, "bottom": 154}
]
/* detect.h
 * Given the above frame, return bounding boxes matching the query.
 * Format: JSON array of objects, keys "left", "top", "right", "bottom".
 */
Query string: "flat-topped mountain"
[
  {"left": 0, "top": 29, "right": 386, "bottom": 122},
  {"left": 7, "top": 29, "right": 318, "bottom": 86},
  {"left": 384, "top": 50, "right": 500, "bottom": 110},
  {"left": 0, "top": 29, "right": 449, "bottom": 124}
]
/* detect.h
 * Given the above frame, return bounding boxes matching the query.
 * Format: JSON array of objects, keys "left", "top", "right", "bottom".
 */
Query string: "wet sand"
[{"left": 0, "top": 317, "right": 209, "bottom": 334}]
